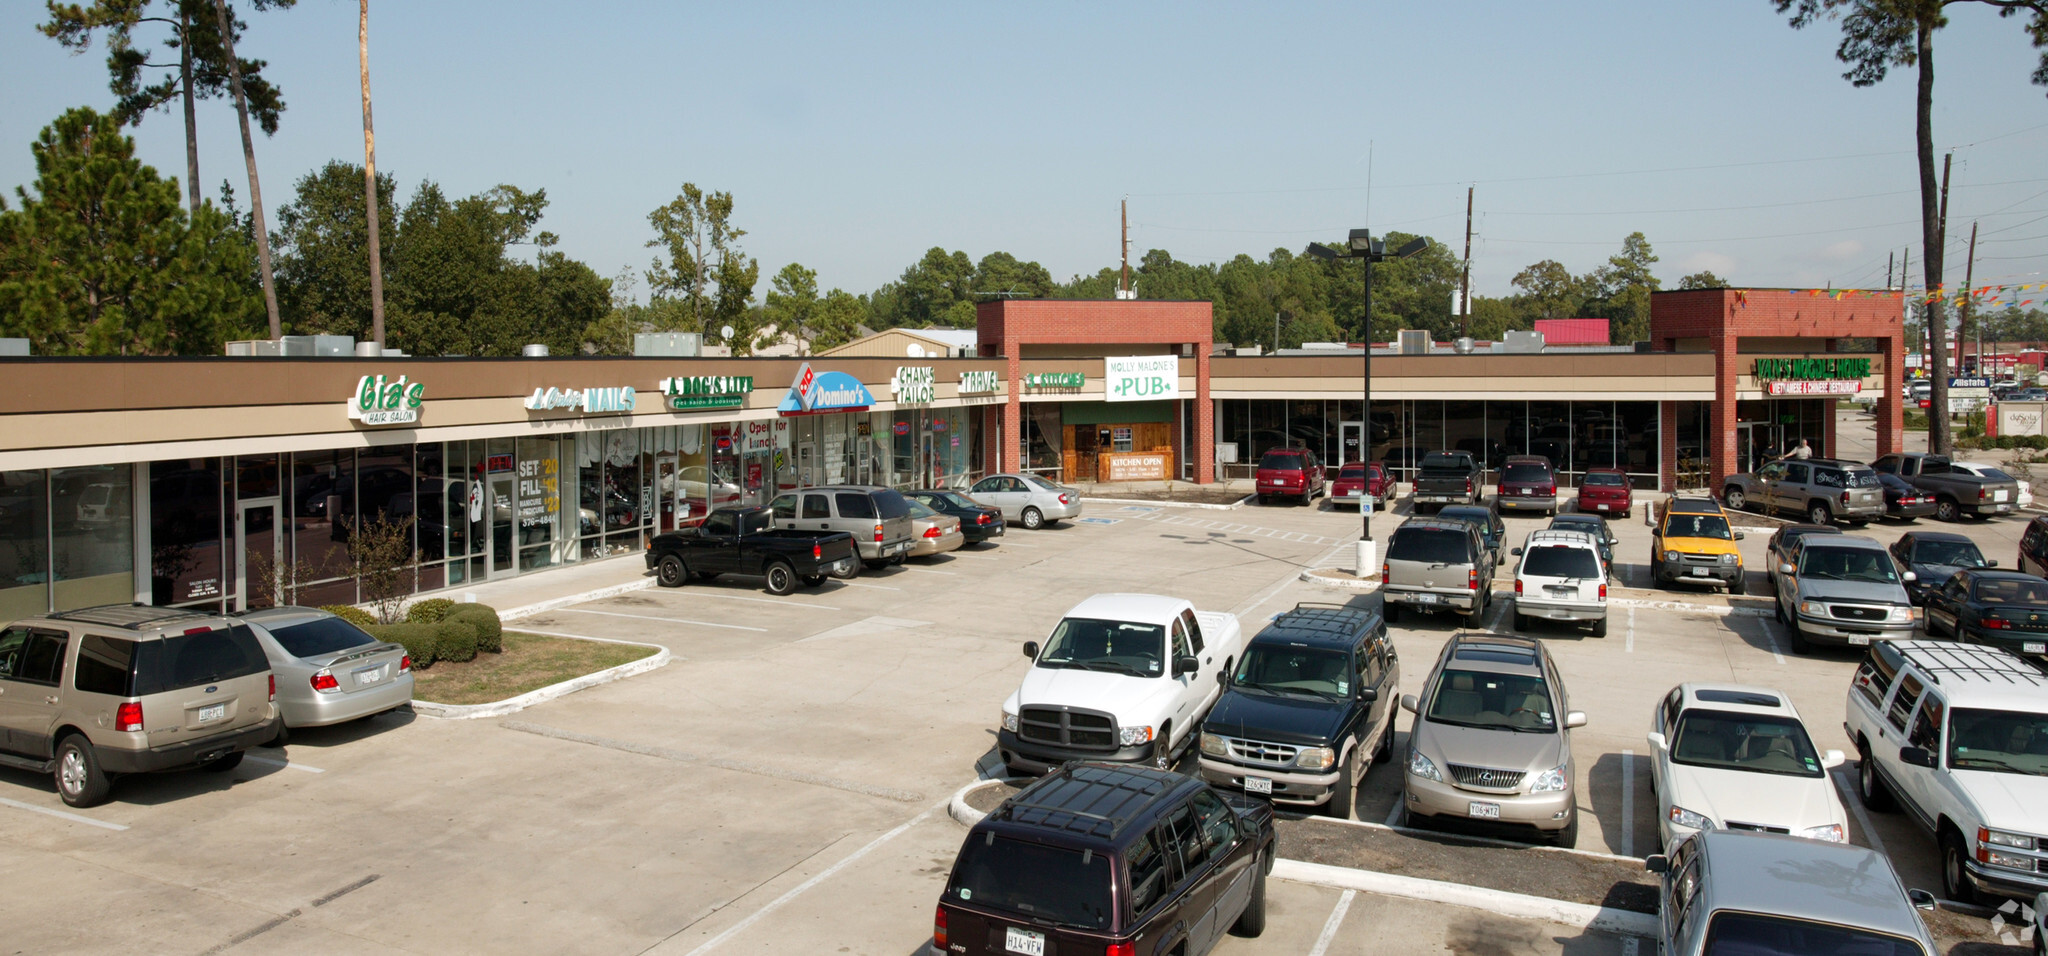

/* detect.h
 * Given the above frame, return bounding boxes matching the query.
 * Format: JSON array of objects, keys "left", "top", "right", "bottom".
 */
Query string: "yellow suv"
[{"left": 1653, "top": 497, "right": 1747, "bottom": 594}]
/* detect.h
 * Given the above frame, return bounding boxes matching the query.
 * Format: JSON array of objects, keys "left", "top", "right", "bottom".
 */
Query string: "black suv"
[
  {"left": 936, "top": 763, "right": 1275, "bottom": 956},
  {"left": 1197, "top": 603, "right": 1401, "bottom": 820}
]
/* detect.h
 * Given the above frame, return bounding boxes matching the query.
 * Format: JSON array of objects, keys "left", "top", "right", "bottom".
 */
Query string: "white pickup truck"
[
  {"left": 1845, "top": 639, "right": 2048, "bottom": 905},
  {"left": 997, "top": 593, "right": 1244, "bottom": 776}
]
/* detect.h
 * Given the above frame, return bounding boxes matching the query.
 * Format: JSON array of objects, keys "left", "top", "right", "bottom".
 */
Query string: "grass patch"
[{"left": 411, "top": 631, "right": 657, "bottom": 706}]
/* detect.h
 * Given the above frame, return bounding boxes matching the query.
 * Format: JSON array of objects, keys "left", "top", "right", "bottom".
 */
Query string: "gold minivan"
[{"left": 0, "top": 604, "right": 279, "bottom": 807}]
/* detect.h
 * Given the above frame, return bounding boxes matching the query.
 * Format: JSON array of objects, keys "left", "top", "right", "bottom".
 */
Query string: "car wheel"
[
  {"left": 1322, "top": 745, "right": 1356, "bottom": 820},
  {"left": 1942, "top": 828, "right": 1984, "bottom": 906},
  {"left": 656, "top": 554, "right": 688, "bottom": 588},
  {"left": 1857, "top": 744, "right": 1895, "bottom": 812},
  {"left": 1021, "top": 507, "right": 1044, "bottom": 530},
  {"left": 1729, "top": 573, "right": 1746, "bottom": 596},
  {"left": 1723, "top": 487, "right": 1747, "bottom": 511},
  {"left": 1774, "top": 596, "right": 1787, "bottom": 624},
  {"left": 1464, "top": 602, "right": 1485, "bottom": 628},
  {"left": 1590, "top": 616, "right": 1608, "bottom": 638},
  {"left": 1936, "top": 497, "right": 1960, "bottom": 522},
  {"left": 830, "top": 560, "right": 859, "bottom": 580},
  {"left": 1231, "top": 850, "right": 1268, "bottom": 937},
  {"left": 1151, "top": 728, "right": 1174, "bottom": 771},
  {"left": 801, "top": 574, "right": 826, "bottom": 588},
  {"left": 54, "top": 734, "right": 111, "bottom": 808},
  {"left": 1375, "top": 724, "right": 1396, "bottom": 764},
  {"left": 1549, "top": 811, "right": 1579, "bottom": 848},
  {"left": 201, "top": 751, "right": 244, "bottom": 773},
  {"left": 1926, "top": 610, "right": 1947, "bottom": 638},
  {"left": 763, "top": 561, "right": 796, "bottom": 595},
  {"left": 1786, "top": 616, "right": 1812, "bottom": 654},
  {"left": 1808, "top": 501, "right": 1832, "bottom": 526}
]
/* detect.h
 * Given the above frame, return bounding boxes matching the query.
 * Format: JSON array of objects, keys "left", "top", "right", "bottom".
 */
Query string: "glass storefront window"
[
  {"left": 150, "top": 459, "right": 224, "bottom": 610},
  {"left": 515, "top": 437, "right": 561, "bottom": 572},
  {"left": 52, "top": 465, "right": 134, "bottom": 612},
  {"left": 289, "top": 450, "right": 354, "bottom": 607},
  {"left": 0, "top": 470, "right": 51, "bottom": 621}
]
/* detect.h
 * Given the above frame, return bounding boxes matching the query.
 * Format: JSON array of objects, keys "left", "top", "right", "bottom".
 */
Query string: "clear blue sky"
[{"left": 5, "top": 1, "right": 2046, "bottom": 305}]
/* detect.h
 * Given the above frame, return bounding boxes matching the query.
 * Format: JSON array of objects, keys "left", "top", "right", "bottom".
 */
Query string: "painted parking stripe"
[
  {"left": 895, "top": 567, "right": 957, "bottom": 575},
  {"left": 1755, "top": 619, "right": 1789, "bottom": 665},
  {"left": 558, "top": 608, "right": 769, "bottom": 632},
  {"left": 0, "top": 796, "right": 126, "bottom": 831},
  {"left": 1832, "top": 768, "right": 1887, "bottom": 856},
  {"left": 1307, "top": 888, "right": 1356, "bottom": 956},
  {"left": 832, "top": 581, "right": 901, "bottom": 591},
  {"left": 1619, "top": 750, "right": 1635, "bottom": 858},
  {"left": 638, "top": 591, "right": 841, "bottom": 612},
  {"left": 242, "top": 754, "right": 325, "bottom": 774}
]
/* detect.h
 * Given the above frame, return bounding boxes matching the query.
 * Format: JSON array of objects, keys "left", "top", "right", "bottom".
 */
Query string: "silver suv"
[
  {"left": 1724, "top": 458, "right": 1884, "bottom": 526},
  {"left": 1381, "top": 518, "right": 1495, "bottom": 628},
  {"left": 769, "top": 485, "right": 915, "bottom": 569},
  {"left": 1769, "top": 535, "right": 1917, "bottom": 653},
  {"left": 0, "top": 604, "right": 279, "bottom": 807}
]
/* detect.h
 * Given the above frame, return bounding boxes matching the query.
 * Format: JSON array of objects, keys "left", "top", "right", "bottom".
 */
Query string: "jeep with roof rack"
[
  {"left": 1844, "top": 640, "right": 2048, "bottom": 905},
  {"left": 0, "top": 604, "right": 279, "bottom": 806},
  {"left": 1196, "top": 602, "right": 1399, "bottom": 820},
  {"left": 934, "top": 762, "right": 1275, "bottom": 956}
]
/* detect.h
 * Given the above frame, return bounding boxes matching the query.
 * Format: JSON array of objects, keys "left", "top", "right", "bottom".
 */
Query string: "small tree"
[
  {"left": 346, "top": 515, "right": 417, "bottom": 623},
  {"left": 244, "top": 546, "right": 319, "bottom": 609}
]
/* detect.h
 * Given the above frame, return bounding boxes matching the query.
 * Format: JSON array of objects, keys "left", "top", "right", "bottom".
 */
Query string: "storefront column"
[
  {"left": 1660, "top": 404, "right": 1679, "bottom": 493},
  {"left": 1711, "top": 331, "right": 1739, "bottom": 488},
  {"left": 1877, "top": 332, "right": 1905, "bottom": 456},
  {"left": 1002, "top": 353, "right": 1023, "bottom": 473},
  {"left": 1195, "top": 350, "right": 1214, "bottom": 483}
]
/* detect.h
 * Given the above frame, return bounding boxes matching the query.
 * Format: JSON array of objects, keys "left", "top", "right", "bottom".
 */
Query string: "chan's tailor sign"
[
  {"left": 348, "top": 374, "right": 425, "bottom": 426},
  {"left": 891, "top": 366, "right": 935, "bottom": 404},
  {"left": 1105, "top": 355, "right": 1179, "bottom": 402}
]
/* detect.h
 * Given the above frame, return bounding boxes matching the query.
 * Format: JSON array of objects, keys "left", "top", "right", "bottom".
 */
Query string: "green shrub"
[
  {"left": 322, "top": 604, "right": 376, "bottom": 628},
  {"left": 364, "top": 623, "right": 441, "bottom": 668},
  {"left": 434, "top": 620, "right": 480, "bottom": 663},
  {"left": 446, "top": 603, "right": 503, "bottom": 654},
  {"left": 406, "top": 598, "right": 457, "bottom": 624}
]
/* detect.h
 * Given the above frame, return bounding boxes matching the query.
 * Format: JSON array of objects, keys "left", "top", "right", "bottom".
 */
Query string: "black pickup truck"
[
  {"left": 647, "top": 507, "right": 858, "bottom": 595},
  {"left": 1411, "top": 450, "right": 1482, "bottom": 512}
]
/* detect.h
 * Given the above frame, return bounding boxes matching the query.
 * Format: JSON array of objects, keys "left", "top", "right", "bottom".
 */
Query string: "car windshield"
[
  {"left": 1522, "top": 545, "right": 1602, "bottom": 579},
  {"left": 1389, "top": 527, "right": 1473, "bottom": 565},
  {"left": 1257, "top": 451, "right": 1306, "bottom": 470},
  {"left": 1232, "top": 644, "right": 1351, "bottom": 699},
  {"left": 1037, "top": 618, "right": 1164, "bottom": 677},
  {"left": 1582, "top": 473, "right": 1625, "bottom": 487},
  {"left": 1973, "top": 577, "right": 2048, "bottom": 604},
  {"left": 1338, "top": 465, "right": 1366, "bottom": 479},
  {"left": 1665, "top": 514, "right": 1732, "bottom": 540},
  {"left": 1911, "top": 539, "right": 1986, "bottom": 567},
  {"left": 1503, "top": 464, "right": 1550, "bottom": 483},
  {"left": 1798, "top": 548, "right": 1900, "bottom": 584},
  {"left": 1947, "top": 708, "right": 2048, "bottom": 776},
  {"left": 1550, "top": 518, "right": 1603, "bottom": 537},
  {"left": 1701, "top": 912, "right": 1925, "bottom": 956},
  {"left": 1426, "top": 668, "right": 1555, "bottom": 732},
  {"left": 1669, "top": 710, "right": 1824, "bottom": 778},
  {"left": 262, "top": 615, "right": 379, "bottom": 659},
  {"left": 947, "top": 835, "right": 1112, "bottom": 930}
]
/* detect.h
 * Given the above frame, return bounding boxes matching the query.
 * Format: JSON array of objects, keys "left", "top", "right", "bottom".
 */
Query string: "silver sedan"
[
  {"left": 967, "top": 473, "right": 1084, "bottom": 529},
  {"left": 239, "top": 606, "right": 415, "bottom": 744}
]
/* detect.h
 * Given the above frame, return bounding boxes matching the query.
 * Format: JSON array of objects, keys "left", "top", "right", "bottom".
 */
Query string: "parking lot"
[{"left": 0, "top": 475, "right": 2036, "bottom": 954}]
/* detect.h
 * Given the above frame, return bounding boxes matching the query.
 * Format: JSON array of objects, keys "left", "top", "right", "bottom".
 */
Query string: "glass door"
[
  {"left": 234, "top": 498, "right": 280, "bottom": 611},
  {"left": 1340, "top": 421, "right": 1364, "bottom": 465}
]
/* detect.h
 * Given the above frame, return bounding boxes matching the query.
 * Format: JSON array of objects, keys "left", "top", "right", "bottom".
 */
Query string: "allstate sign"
[
  {"left": 778, "top": 362, "right": 875, "bottom": 415},
  {"left": 1105, "top": 355, "right": 1179, "bottom": 402}
]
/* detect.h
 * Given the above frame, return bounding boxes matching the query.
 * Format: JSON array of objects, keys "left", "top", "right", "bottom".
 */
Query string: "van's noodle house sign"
[{"left": 1752, "top": 357, "right": 1871, "bottom": 397}]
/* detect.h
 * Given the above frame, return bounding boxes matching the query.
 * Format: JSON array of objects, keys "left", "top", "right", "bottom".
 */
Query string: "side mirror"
[
  {"left": 1400, "top": 694, "right": 1420, "bottom": 715},
  {"left": 1173, "top": 655, "right": 1199, "bottom": 677},
  {"left": 1645, "top": 731, "right": 1668, "bottom": 752},
  {"left": 1644, "top": 854, "right": 1670, "bottom": 875},
  {"left": 1906, "top": 888, "right": 1937, "bottom": 911},
  {"left": 1823, "top": 749, "right": 1846, "bottom": 769},
  {"left": 1217, "top": 669, "right": 1231, "bottom": 688},
  {"left": 1734, "top": 532, "right": 1746, "bottom": 541},
  {"left": 1022, "top": 641, "right": 1039, "bottom": 661},
  {"left": 1899, "top": 746, "right": 1937, "bottom": 769},
  {"left": 1987, "top": 559, "right": 1999, "bottom": 567},
  {"left": 1511, "top": 547, "right": 1523, "bottom": 556},
  {"left": 1565, "top": 711, "right": 1587, "bottom": 729},
  {"left": 1902, "top": 571, "right": 1917, "bottom": 583},
  {"left": 1778, "top": 562, "right": 1796, "bottom": 575},
  {"left": 1357, "top": 686, "right": 1379, "bottom": 703}
]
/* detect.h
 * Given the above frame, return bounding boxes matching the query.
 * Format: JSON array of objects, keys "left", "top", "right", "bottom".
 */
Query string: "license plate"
[
  {"left": 198, "top": 703, "right": 225, "bottom": 723},
  {"left": 1595, "top": 504, "right": 1609, "bottom": 511},
  {"left": 1995, "top": 504, "right": 2012, "bottom": 512},
  {"left": 1995, "top": 490, "right": 2010, "bottom": 502},
  {"left": 1005, "top": 927, "right": 1045, "bottom": 955},
  {"left": 356, "top": 667, "right": 382, "bottom": 684},
  {"left": 1689, "top": 567, "right": 1710, "bottom": 577},
  {"left": 1243, "top": 776, "right": 1272, "bottom": 795},
  {"left": 1468, "top": 801, "right": 1501, "bottom": 819},
  {"left": 1521, "top": 488, "right": 1533, "bottom": 496},
  {"left": 1415, "top": 593, "right": 1440, "bottom": 604},
  {"left": 2025, "top": 642, "right": 2046, "bottom": 654},
  {"left": 1848, "top": 635, "right": 1872, "bottom": 646}
]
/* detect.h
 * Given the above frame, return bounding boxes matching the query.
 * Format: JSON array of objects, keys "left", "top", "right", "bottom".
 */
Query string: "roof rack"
[
  {"left": 1895, "top": 641, "right": 2048, "bottom": 688},
  {"left": 994, "top": 763, "right": 1174, "bottom": 841},
  {"left": 45, "top": 604, "right": 218, "bottom": 630}
]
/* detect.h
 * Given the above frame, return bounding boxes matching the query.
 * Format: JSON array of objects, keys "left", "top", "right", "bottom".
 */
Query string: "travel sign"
[
  {"left": 347, "top": 374, "right": 425, "bottom": 426},
  {"left": 523, "top": 386, "right": 637, "bottom": 414},
  {"left": 777, "top": 362, "right": 874, "bottom": 415},
  {"left": 1105, "top": 354, "right": 1180, "bottom": 402},
  {"left": 661, "top": 374, "right": 752, "bottom": 410},
  {"left": 959, "top": 370, "right": 1002, "bottom": 394},
  {"left": 1751, "top": 357, "right": 1873, "bottom": 381}
]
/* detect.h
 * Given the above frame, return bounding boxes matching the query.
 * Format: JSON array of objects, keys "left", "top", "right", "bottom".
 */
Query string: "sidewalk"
[{"left": 408, "top": 551, "right": 655, "bottom": 619}]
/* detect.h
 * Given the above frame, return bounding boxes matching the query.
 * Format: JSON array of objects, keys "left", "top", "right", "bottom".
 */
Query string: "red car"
[
  {"left": 1329, "top": 461, "right": 1390, "bottom": 510},
  {"left": 1575, "top": 466, "right": 1633, "bottom": 518},
  {"left": 1254, "top": 447, "right": 1325, "bottom": 505}
]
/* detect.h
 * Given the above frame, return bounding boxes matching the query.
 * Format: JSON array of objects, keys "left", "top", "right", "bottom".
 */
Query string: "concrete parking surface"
[{"left": 0, "top": 461, "right": 2036, "bottom": 953}]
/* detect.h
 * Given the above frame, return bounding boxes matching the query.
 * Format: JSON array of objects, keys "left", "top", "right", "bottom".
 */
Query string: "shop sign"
[
  {"left": 523, "top": 385, "right": 637, "bottom": 413},
  {"left": 1105, "top": 355, "right": 1180, "bottom": 402},
  {"left": 661, "top": 374, "right": 752, "bottom": 410},
  {"left": 1106, "top": 453, "right": 1170, "bottom": 482},
  {"left": 892, "top": 366, "right": 935, "bottom": 404},
  {"left": 743, "top": 418, "right": 783, "bottom": 453},
  {"left": 347, "top": 374, "right": 425, "bottom": 426},
  {"left": 893, "top": 421, "right": 911, "bottom": 436},
  {"left": 778, "top": 362, "right": 874, "bottom": 415},
  {"left": 1751, "top": 357, "right": 1872, "bottom": 381},
  {"left": 1024, "top": 372, "right": 1085, "bottom": 389},
  {"left": 1765, "top": 380, "right": 1861, "bottom": 396},
  {"left": 959, "top": 370, "right": 1001, "bottom": 393}
]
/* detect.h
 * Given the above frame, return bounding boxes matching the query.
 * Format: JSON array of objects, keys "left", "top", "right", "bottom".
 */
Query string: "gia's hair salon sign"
[{"left": 348, "top": 374, "right": 425, "bottom": 426}]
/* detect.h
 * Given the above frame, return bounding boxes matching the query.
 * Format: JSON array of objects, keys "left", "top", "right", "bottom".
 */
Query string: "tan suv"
[
  {"left": 1399, "top": 633, "right": 1586, "bottom": 846},
  {"left": 0, "top": 604, "right": 279, "bottom": 807}
]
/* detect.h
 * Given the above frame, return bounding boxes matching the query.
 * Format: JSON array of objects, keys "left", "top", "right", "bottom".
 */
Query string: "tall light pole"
[{"left": 1309, "top": 229, "right": 1429, "bottom": 576}]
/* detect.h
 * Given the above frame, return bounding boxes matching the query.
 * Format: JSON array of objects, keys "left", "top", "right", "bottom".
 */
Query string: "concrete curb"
[
  {"left": 947, "top": 776, "right": 1024, "bottom": 827},
  {"left": 1272, "top": 858, "right": 1657, "bottom": 939},
  {"left": 1299, "top": 567, "right": 1381, "bottom": 592},
  {"left": 495, "top": 577, "right": 657, "bottom": 622},
  {"left": 411, "top": 637, "right": 672, "bottom": 720},
  {"left": 1082, "top": 494, "right": 1255, "bottom": 511}
]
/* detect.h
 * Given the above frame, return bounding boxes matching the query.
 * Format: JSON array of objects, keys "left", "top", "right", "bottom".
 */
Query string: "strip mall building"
[{"left": 0, "top": 287, "right": 1902, "bottom": 619}]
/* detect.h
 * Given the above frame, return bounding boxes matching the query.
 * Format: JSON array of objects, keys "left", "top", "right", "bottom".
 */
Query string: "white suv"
[
  {"left": 1511, "top": 529, "right": 1609, "bottom": 637},
  {"left": 1844, "top": 640, "right": 2048, "bottom": 905}
]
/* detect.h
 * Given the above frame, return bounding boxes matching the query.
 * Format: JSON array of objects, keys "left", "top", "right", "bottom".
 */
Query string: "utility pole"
[
  {"left": 1119, "top": 197, "right": 1130, "bottom": 298},
  {"left": 1962, "top": 221, "right": 1979, "bottom": 374},
  {"left": 360, "top": 0, "right": 385, "bottom": 348},
  {"left": 1886, "top": 251, "right": 1894, "bottom": 290},
  {"left": 1929, "top": 151, "right": 1953, "bottom": 455},
  {"left": 1460, "top": 185, "right": 1473, "bottom": 337}
]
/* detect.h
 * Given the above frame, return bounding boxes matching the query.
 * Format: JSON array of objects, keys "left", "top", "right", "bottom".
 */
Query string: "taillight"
[
  {"left": 1060, "top": 493, "right": 1074, "bottom": 505},
  {"left": 1468, "top": 568, "right": 1479, "bottom": 591},
  {"left": 1514, "top": 577, "right": 1524, "bottom": 595},
  {"left": 977, "top": 512, "right": 992, "bottom": 524},
  {"left": 874, "top": 523, "right": 883, "bottom": 542},
  {"left": 400, "top": 654, "right": 412, "bottom": 674},
  {"left": 1542, "top": 484, "right": 1556, "bottom": 496},
  {"left": 1983, "top": 617, "right": 2012, "bottom": 629},
  {"left": 1380, "top": 564, "right": 1389, "bottom": 581},
  {"left": 1598, "top": 583, "right": 1608, "bottom": 599},
  {"left": 924, "top": 526, "right": 943, "bottom": 538},
  {"left": 269, "top": 673, "right": 276, "bottom": 701},
  {"left": 933, "top": 905, "right": 948, "bottom": 950},
  {"left": 1980, "top": 487, "right": 1991, "bottom": 500},
  {"left": 1464, "top": 478, "right": 1473, "bottom": 494},
  {"left": 115, "top": 702, "right": 144, "bottom": 732},
  {"left": 1106, "top": 942, "right": 1136, "bottom": 956},
  {"left": 1841, "top": 491, "right": 1851, "bottom": 505},
  {"left": 311, "top": 671, "right": 340, "bottom": 692},
  {"left": 812, "top": 543, "right": 822, "bottom": 559}
]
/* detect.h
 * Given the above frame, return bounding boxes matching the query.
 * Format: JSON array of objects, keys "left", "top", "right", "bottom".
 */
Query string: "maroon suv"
[
  {"left": 1495, "top": 455, "right": 1559, "bottom": 515},
  {"left": 1254, "top": 448, "right": 1324, "bottom": 505},
  {"left": 936, "top": 762, "right": 1275, "bottom": 956}
]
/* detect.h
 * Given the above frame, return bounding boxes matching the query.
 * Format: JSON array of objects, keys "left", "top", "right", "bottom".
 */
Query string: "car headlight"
[
  {"left": 1119, "top": 724, "right": 1155, "bottom": 747},
  {"left": 1408, "top": 748, "right": 1442, "bottom": 782},
  {"left": 1889, "top": 606, "right": 1915, "bottom": 623},
  {"left": 1199, "top": 732, "right": 1227, "bottom": 758},
  {"left": 1000, "top": 710, "right": 1019, "bottom": 733},
  {"left": 1530, "top": 765, "right": 1569, "bottom": 793},
  {"left": 1984, "top": 828, "right": 2034, "bottom": 849},
  {"left": 1801, "top": 823, "right": 1846, "bottom": 843},
  {"left": 1986, "top": 849, "right": 2035, "bottom": 870},
  {"left": 1720, "top": 553, "right": 1737, "bottom": 566},
  {"left": 1294, "top": 746, "right": 1336, "bottom": 771},
  {"left": 1668, "top": 806, "right": 1716, "bottom": 831},
  {"left": 1663, "top": 550, "right": 1679, "bottom": 563},
  {"left": 1798, "top": 600, "right": 1827, "bottom": 616}
]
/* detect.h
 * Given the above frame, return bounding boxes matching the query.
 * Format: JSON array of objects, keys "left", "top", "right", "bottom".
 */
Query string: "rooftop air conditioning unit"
[{"left": 1397, "top": 330, "right": 1431, "bottom": 354}]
